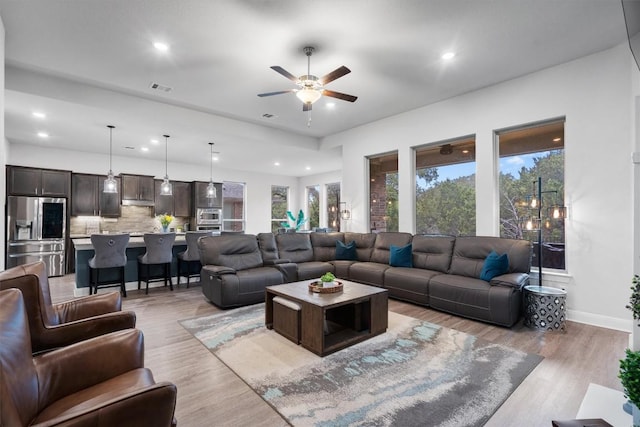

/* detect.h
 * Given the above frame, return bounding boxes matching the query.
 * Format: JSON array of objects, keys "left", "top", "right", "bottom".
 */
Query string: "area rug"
[{"left": 180, "top": 304, "right": 542, "bottom": 427}]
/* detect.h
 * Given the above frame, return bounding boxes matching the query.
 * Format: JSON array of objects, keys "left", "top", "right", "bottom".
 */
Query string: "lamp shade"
[{"left": 296, "top": 88, "right": 322, "bottom": 105}]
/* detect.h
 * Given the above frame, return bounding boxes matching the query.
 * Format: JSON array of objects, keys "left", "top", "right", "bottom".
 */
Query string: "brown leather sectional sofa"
[{"left": 198, "top": 231, "right": 532, "bottom": 327}]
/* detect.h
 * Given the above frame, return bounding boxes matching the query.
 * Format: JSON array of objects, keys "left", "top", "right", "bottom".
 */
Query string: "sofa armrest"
[
  {"left": 54, "top": 291, "right": 122, "bottom": 322},
  {"left": 202, "top": 265, "right": 236, "bottom": 275},
  {"left": 263, "top": 259, "right": 292, "bottom": 266},
  {"left": 490, "top": 272, "right": 529, "bottom": 289},
  {"left": 274, "top": 262, "right": 298, "bottom": 283},
  {"left": 35, "top": 329, "right": 144, "bottom": 404}
]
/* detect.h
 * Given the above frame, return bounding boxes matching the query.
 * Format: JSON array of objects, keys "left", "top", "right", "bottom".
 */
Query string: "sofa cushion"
[
  {"left": 198, "top": 234, "right": 263, "bottom": 271},
  {"left": 428, "top": 273, "right": 522, "bottom": 327},
  {"left": 348, "top": 262, "right": 389, "bottom": 287},
  {"left": 275, "top": 233, "right": 314, "bottom": 263},
  {"left": 257, "top": 233, "right": 280, "bottom": 263},
  {"left": 330, "top": 260, "right": 357, "bottom": 279},
  {"left": 310, "top": 232, "right": 345, "bottom": 261},
  {"left": 479, "top": 251, "right": 509, "bottom": 281},
  {"left": 411, "top": 235, "right": 455, "bottom": 273},
  {"left": 383, "top": 267, "right": 437, "bottom": 305},
  {"left": 343, "top": 232, "right": 377, "bottom": 261},
  {"left": 369, "top": 232, "right": 413, "bottom": 265},
  {"left": 389, "top": 244, "right": 413, "bottom": 267},
  {"left": 449, "top": 236, "right": 532, "bottom": 278},
  {"left": 296, "top": 261, "right": 335, "bottom": 281},
  {"left": 335, "top": 240, "right": 357, "bottom": 261}
]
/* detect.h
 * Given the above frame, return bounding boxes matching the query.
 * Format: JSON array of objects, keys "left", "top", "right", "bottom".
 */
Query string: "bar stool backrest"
[
  {"left": 182, "top": 231, "right": 212, "bottom": 261},
  {"left": 140, "top": 233, "right": 176, "bottom": 264},
  {"left": 89, "top": 234, "right": 130, "bottom": 268}
]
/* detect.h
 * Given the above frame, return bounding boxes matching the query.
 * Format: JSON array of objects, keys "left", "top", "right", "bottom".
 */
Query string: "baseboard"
[{"left": 567, "top": 308, "right": 632, "bottom": 333}]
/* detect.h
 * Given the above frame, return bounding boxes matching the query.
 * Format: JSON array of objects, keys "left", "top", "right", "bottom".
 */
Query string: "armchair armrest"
[
  {"left": 202, "top": 265, "right": 236, "bottom": 275},
  {"left": 490, "top": 272, "right": 529, "bottom": 289},
  {"left": 54, "top": 291, "right": 122, "bottom": 322},
  {"left": 36, "top": 311, "right": 137, "bottom": 352},
  {"left": 34, "top": 329, "right": 144, "bottom": 405}
]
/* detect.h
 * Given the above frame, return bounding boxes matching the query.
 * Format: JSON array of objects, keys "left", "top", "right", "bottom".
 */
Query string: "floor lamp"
[{"left": 522, "top": 177, "right": 566, "bottom": 286}]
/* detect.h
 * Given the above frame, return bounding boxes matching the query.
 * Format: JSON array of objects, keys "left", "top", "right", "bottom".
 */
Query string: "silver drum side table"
[{"left": 524, "top": 285, "right": 567, "bottom": 331}]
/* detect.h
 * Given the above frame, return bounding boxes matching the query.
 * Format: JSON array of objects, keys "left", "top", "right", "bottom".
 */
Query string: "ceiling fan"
[{"left": 257, "top": 46, "right": 358, "bottom": 111}]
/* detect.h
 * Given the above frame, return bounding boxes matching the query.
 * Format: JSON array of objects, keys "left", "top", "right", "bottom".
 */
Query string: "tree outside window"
[
  {"left": 498, "top": 119, "right": 565, "bottom": 270},
  {"left": 369, "top": 152, "right": 398, "bottom": 232},
  {"left": 415, "top": 138, "right": 476, "bottom": 236},
  {"left": 307, "top": 185, "right": 320, "bottom": 230},
  {"left": 271, "top": 185, "right": 288, "bottom": 233},
  {"left": 326, "top": 182, "right": 340, "bottom": 231}
]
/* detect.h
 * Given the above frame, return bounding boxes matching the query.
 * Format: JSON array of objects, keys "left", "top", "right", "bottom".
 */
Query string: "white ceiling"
[{"left": 0, "top": 0, "right": 629, "bottom": 176}]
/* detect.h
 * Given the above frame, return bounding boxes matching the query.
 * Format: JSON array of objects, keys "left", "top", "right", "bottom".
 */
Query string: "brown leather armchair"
[
  {"left": 0, "top": 288, "right": 177, "bottom": 427},
  {"left": 0, "top": 261, "right": 136, "bottom": 353}
]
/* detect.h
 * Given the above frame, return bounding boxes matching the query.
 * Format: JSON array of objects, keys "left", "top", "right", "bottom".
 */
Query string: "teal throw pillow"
[
  {"left": 390, "top": 244, "right": 413, "bottom": 268},
  {"left": 335, "top": 240, "right": 357, "bottom": 261},
  {"left": 480, "top": 251, "right": 509, "bottom": 281}
]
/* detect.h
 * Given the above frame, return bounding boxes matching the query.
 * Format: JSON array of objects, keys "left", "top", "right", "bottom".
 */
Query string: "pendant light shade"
[
  {"left": 103, "top": 125, "right": 118, "bottom": 193},
  {"left": 206, "top": 142, "right": 217, "bottom": 199},
  {"left": 160, "top": 134, "right": 172, "bottom": 196}
]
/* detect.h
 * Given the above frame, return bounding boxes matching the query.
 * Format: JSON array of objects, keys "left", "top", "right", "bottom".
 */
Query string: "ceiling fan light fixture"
[{"left": 296, "top": 88, "right": 322, "bottom": 105}]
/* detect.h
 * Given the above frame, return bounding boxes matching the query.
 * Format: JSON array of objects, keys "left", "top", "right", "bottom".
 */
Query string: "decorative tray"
[{"left": 308, "top": 280, "right": 344, "bottom": 294}]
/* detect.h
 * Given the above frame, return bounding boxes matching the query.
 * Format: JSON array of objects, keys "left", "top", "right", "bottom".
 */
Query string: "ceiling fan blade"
[
  {"left": 271, "top": 66, "right": 298, "bottom": 82},
  {"left": 303, "top": 103, "right": 312, "bottom": 112},
  {"left": 257, "top": 90, "right": 293, "bottom": 97},
  {"left": 322, "top": 89, "right": 358, "bottom": 102},
  {"left": 320, "top": 66, "right": 351, "bottom": 85}
]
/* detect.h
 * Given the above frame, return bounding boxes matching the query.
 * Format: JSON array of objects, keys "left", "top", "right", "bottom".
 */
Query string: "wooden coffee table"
[{"left": 265, "top": 280, "right": 388, "bottom": 357}]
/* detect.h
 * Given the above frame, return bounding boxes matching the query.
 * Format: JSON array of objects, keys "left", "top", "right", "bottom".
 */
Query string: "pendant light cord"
[
  {"left": 107, "top": 125, "right": 115, "bottom": 173},
  {"left": 163, "top": 135, "right": 170, "bottom": 178},
  {"left": 209, "top": 142, "right": 214, "bottom": 181}
]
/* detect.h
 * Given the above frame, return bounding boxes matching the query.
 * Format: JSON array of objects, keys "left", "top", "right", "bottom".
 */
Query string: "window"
[
  {"left": 271, "top": 185, "right": 289, "bottom": 233},
  {"left": 326, "top": 182, "right": 341, "bottom": 231},
  {"left": 306, "top": 185, "right": 320, "bottom": 230},
  {"left": 369, "top": 152, "right": 398, "bottom": 232},
  {"left": 498, "top": 119, "right": 565, "bottom": 270},
  {"left": 415, "top": 137, "right": 476, "bottom": 236},
  {"left": 222, "top": 181, "right": 245, "bottom": 232}
]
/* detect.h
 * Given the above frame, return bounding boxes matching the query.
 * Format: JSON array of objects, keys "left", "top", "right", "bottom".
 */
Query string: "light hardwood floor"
[{"left": 48, "top": 275, "right": 629, "bottom": 427}]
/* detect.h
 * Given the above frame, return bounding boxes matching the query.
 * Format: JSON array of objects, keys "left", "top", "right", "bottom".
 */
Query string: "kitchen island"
[{"left": 72, "top": 234, "right": 188, "bottom": 294}]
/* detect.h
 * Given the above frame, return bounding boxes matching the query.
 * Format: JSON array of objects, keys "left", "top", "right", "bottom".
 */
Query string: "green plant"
[
  {"left": 626, "top": 274, "right": 640, "bottom": 327},
  {"left": 320, "top": 272, "right": 335, "bottom": 283},
  {"left": 620, "top": 348, "right": 640, "bottom": 407},
  {"left": 281, "top": 209, "right": 307, "bottom": 231}
]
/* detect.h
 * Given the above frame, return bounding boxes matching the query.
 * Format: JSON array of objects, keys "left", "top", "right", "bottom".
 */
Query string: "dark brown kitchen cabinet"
[
  {"left": 7, "top": 166, "right": 70, "bottom": 197},
  {"left": 121, "top": 174, "right": 154, "bottom": 206},
  {"left": 71, "top": 173, "right": 120, "bottom": 217},
  {"left": 193, "top": 181, "right": 222, "bottom": 209},
  {"left": 154, "top": 180, "right": 191, "bottom": 217}
]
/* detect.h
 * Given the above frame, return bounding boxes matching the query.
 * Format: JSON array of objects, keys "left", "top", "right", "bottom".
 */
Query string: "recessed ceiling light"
[
  {"left": 442, "top": 52, "right": 456, "bottom": 60},
  {"left": 150, "top": 139, "right": 159, "bottom": 144},
  {"left": 326, "top": 102, "right": 336, "bottom": 109},
  {"left": 462, "top": 149, "right": 470, "bottom": 154},
  {"left": 37, "top": 132, "right": 49, "bottom": 138},
  {"left": 140, "top": 147, "right": 149, "bottom": 152},
  {"left": 274, "top": 162, "right": 280, "bottom": 166},
  {"left": 32, "top": 111, "right": 46, "bottom": 119},
  {"left": 553, "top": 137, "right": 562, "bottom": 142},
  {"left": 153, "top": 42, "right": 169, "bottom": 52},
  {"left": 305, "top": 166, "right": 311, "bottom": 171},
  {"left": 212, "top": 155, "right": 219, "bottom": 161}
]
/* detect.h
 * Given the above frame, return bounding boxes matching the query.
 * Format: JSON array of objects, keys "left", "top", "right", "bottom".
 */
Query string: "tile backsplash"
[{"left": 70, "top": 206, "right": 191, "bottom": 236}]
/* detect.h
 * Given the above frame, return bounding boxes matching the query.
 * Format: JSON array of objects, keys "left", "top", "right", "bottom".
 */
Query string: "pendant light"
[
  {"left": 103, "top": 125, "right": 118, "bottom": 193},
  {"left": 160, "top": 134, "right": 172, "bottom": 196},
  {"left": 206, "top": 142, "right": 217, "bottom": 199}
]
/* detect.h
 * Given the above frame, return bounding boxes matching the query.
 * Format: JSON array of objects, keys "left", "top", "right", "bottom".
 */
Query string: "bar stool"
[
  {"left": 137, "top": 233, "right": 176, "bottom": 294},
  {"left": 177, "top": 231, "right": 211, "bottom": 287},
  {"left": 88, "top": 233, "right": 130, "bottom": 297}
]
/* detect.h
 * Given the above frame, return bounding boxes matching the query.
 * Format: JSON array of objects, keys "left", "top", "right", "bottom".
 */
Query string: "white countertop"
[{"left": 73, "top": 234, "right": 187, "bottom": 251}]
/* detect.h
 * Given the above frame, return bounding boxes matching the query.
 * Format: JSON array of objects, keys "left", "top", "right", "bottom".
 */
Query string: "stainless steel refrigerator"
[{"left": 6, "top": 196, "right": 66, "bottom": 277}]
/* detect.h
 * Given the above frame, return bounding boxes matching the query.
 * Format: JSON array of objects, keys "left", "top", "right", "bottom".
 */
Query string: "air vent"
[
  {"left": 149, "top": 82, "right": 173, "bottom": 93},
  {"left": 262, "top": 113, "right": 276, "bottom": 119}
]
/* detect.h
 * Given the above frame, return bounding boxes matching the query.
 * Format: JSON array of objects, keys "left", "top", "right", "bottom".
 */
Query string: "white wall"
[
  {"left": 323, "top": 44, "right": 636, "bottom": 331},
  {"left": 0, "top": 17, "right": 5, "bottom": 269},
  {"left": 7, "top": 144, "right": 299, "bottom": 235}
]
